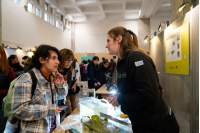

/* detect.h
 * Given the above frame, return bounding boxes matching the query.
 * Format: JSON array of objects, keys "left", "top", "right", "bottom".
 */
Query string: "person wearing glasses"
[{"left": 58, "top": 49, "right": 77, "bottom": 118}]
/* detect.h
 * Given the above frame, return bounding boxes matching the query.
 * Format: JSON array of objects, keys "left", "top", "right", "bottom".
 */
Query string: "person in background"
[
  {"left": 84, "top": 60, "right": 88, "bottom": 75},
  {"left": 21, "top": 56, "right": 28, "bottom": 67},
  {"left": 87, "top": 56, "right": 101, "bottom": 95},
  {"left": 108, "top": 58, "right": 113, "bottom": 71},
  {"left": 106, "top": 27, "right": 179, "bottom": 133},
  {"left": 72, "top": 59, "right": 80, "bottom": 82},
  {"left": 8, "top": 55, "right": 24, "bottom": 77},
  {"left": 80, "top": 60, "right": 85, "bottom": 81},
  {"left": 98, "top": 59, "right": 109, "bottom": 87},
  {"left": 99, "top": 57, "right": 105, "bottom": 65},
  {"left": 88, "top": 59, "right": 91, "bottom": 64},
  {"left": 0, "top": 46, "right": 16, "bottom": 133},
  {"left": 24, "top": 57, "right": 32, "bottom": 72},
  {"left": 112, "top": 56, "right": 117, "bottom": 64},
  {"left": 11, "top": 44, "right": 68, "bottom": 133},
  {"left": 58, "top": 49, "right": 77, "bottom": 117},
  {"left": 109, "top": 62, "right": 117, "bottom": 85}
]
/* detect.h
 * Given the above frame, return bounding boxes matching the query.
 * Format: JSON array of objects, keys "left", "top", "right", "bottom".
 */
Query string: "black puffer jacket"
[
  {"left": 87, "top": 62, "right": 99, "bottom": 88},
  {"left": 98, "top": 65, "right": 109, "bottom": 87},
  {"left": 117, "top": 51, "right": 168, "bottom": 124}
]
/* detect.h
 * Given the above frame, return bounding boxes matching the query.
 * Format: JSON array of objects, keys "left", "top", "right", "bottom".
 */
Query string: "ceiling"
[{"left": 47, "top": 0, "right": 171, "bottom": 22}]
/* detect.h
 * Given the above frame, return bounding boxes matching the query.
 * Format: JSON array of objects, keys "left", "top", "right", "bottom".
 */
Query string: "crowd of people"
[
  {"left": 0, "top": 44, "right": 117, "bottom": 133},
  {"left": 0, "top": 26, "right": 179, "bottom": 133}
]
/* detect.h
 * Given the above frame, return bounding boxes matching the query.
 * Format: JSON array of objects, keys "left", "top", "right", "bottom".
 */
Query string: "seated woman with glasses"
[{"left": 58, "top": 49, "right": 77, "bottom": 119}]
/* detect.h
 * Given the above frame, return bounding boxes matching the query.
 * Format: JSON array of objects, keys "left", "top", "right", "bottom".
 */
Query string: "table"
[
  {"left": 96, "top": 86, "right": 110, "bottom": 99},
  {"left": 52, "top": 109, "right": 80, "bottom": 133}
]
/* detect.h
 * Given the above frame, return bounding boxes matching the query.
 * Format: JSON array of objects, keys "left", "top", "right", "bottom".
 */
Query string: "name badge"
[{"left": 135, "top": 60, "right": 144, "bottom": 67}]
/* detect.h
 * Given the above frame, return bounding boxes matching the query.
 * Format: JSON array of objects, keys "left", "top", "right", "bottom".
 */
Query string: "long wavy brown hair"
[
  {"left": 108, "top": 27, "right": 148, "bottom": 57},
  {"left": 0, "top": 46, "right": 11, "bottom": 77},
  {"left": 58, "top": 48, "right": 74, "bottom": 75}
]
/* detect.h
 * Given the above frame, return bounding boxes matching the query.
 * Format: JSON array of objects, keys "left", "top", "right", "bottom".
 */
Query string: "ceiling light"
[
  {"left": 144, "top": 32, "right": 157, "bottom": 43},
  {"left": 17, "top": 46, "right": 22, "bottom": 50},
  {"left": 177, "top": 2, "right": 191, "bottom": 13},
  {"left": 158, "top": 21, "right": 169, "bottom": 32},
  {"left": 144, "top": 36, "right": 149, "bottom": 43}
]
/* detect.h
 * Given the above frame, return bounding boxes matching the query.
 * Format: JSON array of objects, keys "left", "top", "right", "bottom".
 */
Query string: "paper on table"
[
  {"left": 67, "top": 114, "right": 81, "bottom": 122},
  {"left": 60, "top": 121, "right": 82, "bottom": 132}
]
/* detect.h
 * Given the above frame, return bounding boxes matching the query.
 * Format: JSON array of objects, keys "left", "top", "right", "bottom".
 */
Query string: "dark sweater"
[
  {"left": 87, "top": 62, "right": 99, "bottom": 88},
  {"left": 117, "top": 51, "right": 168, "bottom": 124},
  {"left": 98, "top": 65, "right": 109, "bottom": 86},
  {"left": 10, "top": 63, "right": 24, "bottom": 77},
  {"left": 0, "top": 68, "right": 16, "bottom": 100}
]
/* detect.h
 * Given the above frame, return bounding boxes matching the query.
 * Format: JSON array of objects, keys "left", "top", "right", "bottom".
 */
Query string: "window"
[
  {"left": 61, "top": 15, "right": 63, "bottom": 21},
  {"left": 14, "top": 0, "right": 20, "bottom": 5},
  {"left": 36, "top": 0, "right": 40, "bottom": 5},
  {"left": 36, "top": 7, "right": 40, "bottom": 17},
  {"left": 45, "top": 2, "right": 48, "bottom": 11},
  {"left": 56, "top": 21, "right": 59, "bottom": 28},
  {"left": 50, "top": 17, "right": 54, "bottom": 25},
  {"left": 60, "top": 23, "right": 63, "bottom": 30},
  {"left": 50, "top": 7, "right": 53, "bottom": 14},
  {"left": 28, "top": 2, "right": 33, "bottom": 13},
  {"left": 56, "top": 12, "right": 59, "bottom": 19},
  {"left": 44, "top": 13, "right": 49, "bottom": 22}
]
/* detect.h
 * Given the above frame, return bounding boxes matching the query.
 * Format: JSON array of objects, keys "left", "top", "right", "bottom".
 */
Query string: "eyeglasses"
[{"left": 65, "top": 60, "right": 73, "bottom": 63}]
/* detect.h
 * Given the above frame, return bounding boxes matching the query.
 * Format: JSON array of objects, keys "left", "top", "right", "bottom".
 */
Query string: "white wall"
[
  {"left": 2, "top": 0, "right": 71, "bottom": 51},
  {"left": 75, "top": 20, "right": 138, "bottom": 53},
  {"left": 150, "top": 17, "right": 171, "bottom": 36}
]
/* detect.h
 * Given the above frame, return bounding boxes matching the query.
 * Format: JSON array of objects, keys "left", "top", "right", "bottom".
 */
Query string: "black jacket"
[
  {"left": 98, "top": 65, "right": 109, "bottom": 87},
  {"left": 117, "top": 51, "right": 168, "bottom": 124},
  {"left": 87, "top": 62, "right": 99, "bottom": 88}
]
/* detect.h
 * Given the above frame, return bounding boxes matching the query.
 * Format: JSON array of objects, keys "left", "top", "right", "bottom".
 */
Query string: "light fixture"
[
  {"left": 17, "top": 46, "right": 22, "bottom": 50},
  {"left": 177, "top": 2, "right": 191, "bottom": 13},
  {"left": 144, "top": 32, "right": 157, "bottom": 43},
  {"left": 144, "top": 36, "right": 149, "bottom": 43},
  {"left": 2, "top": 44, "right": 10, "bottom": 49},
  {"left": 158, "top": 21, "right": 169, "bottom": 32}
]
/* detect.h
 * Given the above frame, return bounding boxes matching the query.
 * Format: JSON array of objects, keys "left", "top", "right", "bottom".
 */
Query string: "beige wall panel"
[{"left": 74, "top": 53, "right": 87, "bottom": 64}]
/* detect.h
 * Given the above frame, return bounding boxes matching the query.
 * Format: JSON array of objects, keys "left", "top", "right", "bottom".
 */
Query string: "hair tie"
[
  {"left": 127, "top": 30, "right": 134, "bottom": 41},
  {"left": 127, "top": 30, "right": 133, "bottom": 35}
]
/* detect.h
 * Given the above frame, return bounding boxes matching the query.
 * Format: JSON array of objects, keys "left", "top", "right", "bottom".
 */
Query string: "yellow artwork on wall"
[{"left": 165, "top": 23, "right": 189, "bottom": 75}]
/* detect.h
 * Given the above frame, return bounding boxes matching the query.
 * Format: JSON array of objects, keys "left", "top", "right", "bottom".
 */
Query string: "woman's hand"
[
  {"left": 56, "top": 107, "right": 62, "bottom": 115},
  {"left": 53, "top": 71, "right": 64, "bottom": 85},
  {"left": 97, "top": 82, "right": 101, "bottom": 86},
  {"left": 72, "top": 83, "right": 76, "bottom": 92},
  {"left": 107, "top": 95, "right": 120, "bottom": 107},
  {"left": 64, "top": 75, "right": 68, "bottom": 84}
]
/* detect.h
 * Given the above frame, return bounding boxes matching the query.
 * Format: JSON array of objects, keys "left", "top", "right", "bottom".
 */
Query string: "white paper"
[
  {"left": 60, "top": 121, "right": 82, "bottom": 132},
  {"left": 166, "top": 27, "right": 182, "bottom": 62},
  {"left": 67, "top": 114, "right": 81, "bottom": 122}
]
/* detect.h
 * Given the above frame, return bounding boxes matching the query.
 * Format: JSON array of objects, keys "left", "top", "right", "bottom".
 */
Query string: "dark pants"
[
  {"left": 129, "top": 112, "right": 180, "bottom": 133},
  {"left": 0, "top": 102, "right": 7, "bottom": 133}
]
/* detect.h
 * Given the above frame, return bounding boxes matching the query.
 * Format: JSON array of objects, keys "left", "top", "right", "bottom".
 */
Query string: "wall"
[
  {"left": 74, "top": 20, "right": 138, "bottom": 53},
  {"left": 137, "top": 18, "right": 150, "bottom": 52},
  {"left": 150, "top": 5, "right": 199, "bottom": 133},
  {"left": 2, "top": 0, "right": 71, "bottom": 51},
  {"left": 150, "top": 17, "right": 171, "bottom": 34}
]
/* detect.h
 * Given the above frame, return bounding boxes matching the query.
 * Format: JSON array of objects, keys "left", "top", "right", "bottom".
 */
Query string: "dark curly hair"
[{"left": 31, "top": 44, "right": 61, "bottom": 69}]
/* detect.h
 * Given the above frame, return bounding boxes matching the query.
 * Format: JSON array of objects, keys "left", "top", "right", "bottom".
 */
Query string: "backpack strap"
[
  {"left": 15, "top": 71, "right": 37, "bottom": 132},
  {"left": 28, "top": 71, "right": 37, "bottom": 98}
]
